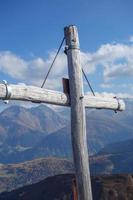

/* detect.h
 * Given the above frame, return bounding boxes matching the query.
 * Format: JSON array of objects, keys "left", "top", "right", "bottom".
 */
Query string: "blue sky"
[{"left": 0, "top": 0, "right": 133, "bottom": 99}]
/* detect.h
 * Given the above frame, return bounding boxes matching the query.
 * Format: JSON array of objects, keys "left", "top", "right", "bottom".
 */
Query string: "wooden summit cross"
[{"left": 0, "top": 25, "right": 125, "bottom": 200}]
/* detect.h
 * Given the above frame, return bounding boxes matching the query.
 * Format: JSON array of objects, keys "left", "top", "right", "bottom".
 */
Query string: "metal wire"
[
  {"left": 82, "top": 68, "right": 95, "bottom": 96},
  {"left": 41, "top": 37, "right": 65, "bottom": 88}
]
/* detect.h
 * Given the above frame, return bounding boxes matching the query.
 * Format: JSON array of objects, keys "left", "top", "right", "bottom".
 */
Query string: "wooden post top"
[{"left": 64, "top": 25, "right": 80, "bottom": 50}]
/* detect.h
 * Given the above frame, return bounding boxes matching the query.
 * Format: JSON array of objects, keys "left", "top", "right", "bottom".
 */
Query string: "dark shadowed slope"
[{"left": 1, "top": 174, "right": 133, "bottom": 200}]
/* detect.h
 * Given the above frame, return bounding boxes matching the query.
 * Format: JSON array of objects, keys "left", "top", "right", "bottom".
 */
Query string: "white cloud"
[
  {"left": 0, "top": 49, "right": 101, "bottom": 90},
  {"left": 86, "top": 91, "right": 133, "bottom": 99},
  {"left": 83, "top": 41, "right": 133, "bottom": 81},
  {"left": 0, "top": 51, "right": 68, "bottom": 90},
  {"left": 80, "top": 52, "right": 95, "bottom": 74},
  {"left": 0, "top": 51, "right": 27, "bottom": 79},
  {"left": 89, "top": 43, "right": 133, "bottom": 80},
  {"left": 0, "top": 39, "right": 133, "bottom": 94}
]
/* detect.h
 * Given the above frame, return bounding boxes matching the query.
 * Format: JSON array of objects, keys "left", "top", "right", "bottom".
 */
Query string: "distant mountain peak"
[{"left": 1, "top": 105, "right": 27, "bottom": 114}]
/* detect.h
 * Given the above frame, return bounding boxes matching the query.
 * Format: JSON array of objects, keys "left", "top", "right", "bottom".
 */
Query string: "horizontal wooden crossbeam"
[{"left": 0, "top": 83, "right": 125, "bottom": 111}]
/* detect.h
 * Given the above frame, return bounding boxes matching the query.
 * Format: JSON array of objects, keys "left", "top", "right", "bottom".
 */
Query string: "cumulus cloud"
[
  {"left": 100, "top": 44, "right": 133, "bottom": 80},
  {"left": 0, "top": 51, "right": 27, "bottom": 79},
  {"left": 0, "top": 51, "right": 68, "bottom": 90},
  {"left": 0, "top": 50, "right": 100, "bottom": 90},
  {"left": 0, "top": 39, "right": 133, "bottom": 94},
  {"left": 83, "top": 43, "right": 133, "bottom": 81},
  {"left": 1, "top": 44, "right": 133, "bottom": 82}
]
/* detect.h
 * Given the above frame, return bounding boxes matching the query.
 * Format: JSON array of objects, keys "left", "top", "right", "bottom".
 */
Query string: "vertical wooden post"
[{"left": 64, "top": 25, "right": 93, "bottom": 200}]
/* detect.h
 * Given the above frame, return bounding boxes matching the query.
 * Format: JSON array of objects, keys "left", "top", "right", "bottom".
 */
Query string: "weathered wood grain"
[
  {"left": 0, "top": 83, "right": 125, "bottom": 111},
  {"left": 64, "top": 25, "right": 93, "bottom": 200}
]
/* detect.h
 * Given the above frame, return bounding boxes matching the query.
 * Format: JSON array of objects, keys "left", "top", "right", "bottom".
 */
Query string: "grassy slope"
[{"left": 0, "top": 157, "right": 73, "bottom": 192}]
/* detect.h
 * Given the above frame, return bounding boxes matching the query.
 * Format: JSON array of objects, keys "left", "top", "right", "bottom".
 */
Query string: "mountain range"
[
  {"left": 0, "top": 99, "right": 133, "bottom": 163},
  {"left": 0, "top": 100, "right": 133, "bottom": 195},
  {"left": 0, "top": 104, "right": 67, "bottom": 146}
]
